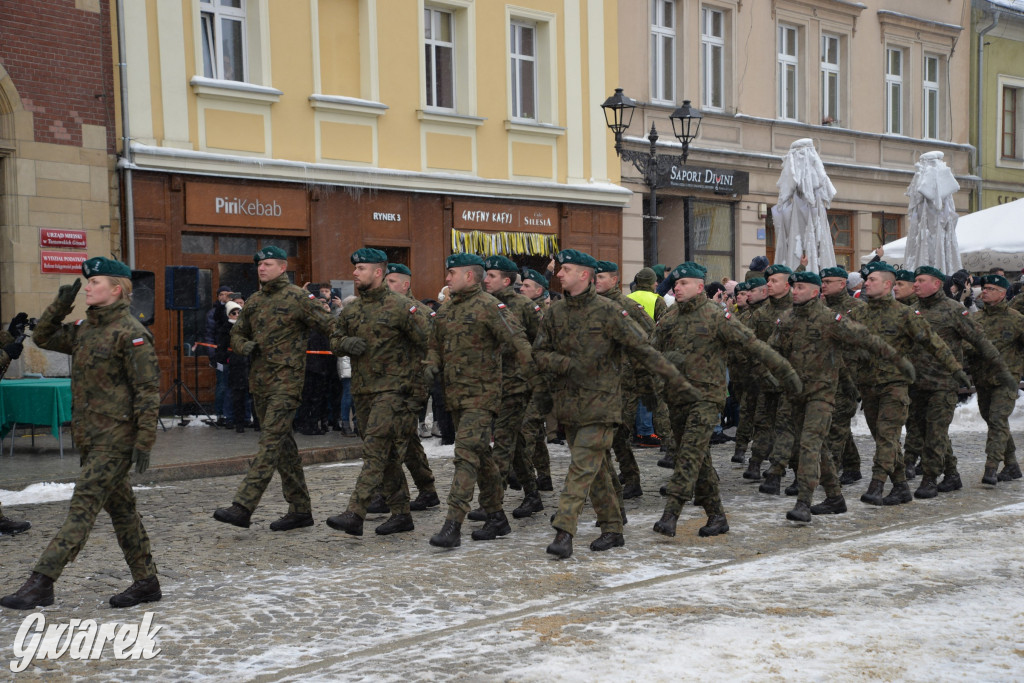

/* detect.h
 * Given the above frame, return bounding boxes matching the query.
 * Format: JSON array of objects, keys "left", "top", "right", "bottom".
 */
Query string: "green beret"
[
  {"left": 735, "top": 281, "right": 750, "bottom": 293},
  {"left": 820, "top": 266, "right": 849, "bottom": 280},
  {"left": 483, "top": 255, "right": 518, "bottom": 272},
  {"left": 914, "top": 265, "right": 945, "bottom": 282},
  {"left": 980, "top": 273, "right": 1010, "bottom": 289},
  {"left": 445, "top": 253, "right": 485, "bottom": 268},
  {"left": 671, "top": 261, "right": 707, "bottom": 281},
  {"left": 651, "top": 264, "right": 668, "bottom": 281},
  {"left": 386, "top": 263, "right": 411, "bottom": 276},
  {"left": 863, "top": 260, "right": 896, "bottom": 275},
  {"left": 746, "top": 277, "right": 767, "bottom": 288},
  {"left": 790, "top": 271, "right": 822, "bottom": 286},
  {"left": 635, "top": 267, "right": 657, "bottom": 285},
  {"left": 81, "top": 256, "right": 131, "bottom": 279},
  {"left": 522, "top": 268, "right": 548, "bottom": 289},
  {"left": 595, "top": 260, "right": 619, "bottom": 274},
  {"left": 555, "top": 249, "right": 598, "bottom": 269},
  {"left": 254, "top": 245, "right": 288, "bottom": 263},
  {"left": 350, "top": 248, "right": 388, "bottom": 265},
  {"left": 895, "top": 269, "right": 916, "bottom": 283},
  {"left": 764, "top": 264, "right": 793, "bottom": 277}
]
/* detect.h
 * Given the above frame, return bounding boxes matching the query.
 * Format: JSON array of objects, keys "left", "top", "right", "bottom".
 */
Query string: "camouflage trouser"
[
  {"left": 902, "top": 394, "right": 926, "bottom": 470},
  {"left": 551, "top": 423, "right": 621, "bottom": 537},
  {"left": 767, "top": 397, "right": 799, "bottom": 477},
  {"left": 235, "top": 393, "right": 311, "bottom": 514},
  {"left": 859, "top": 382, "right": 910, "bottom": 484},
  {"left": 791, "top": 399, "right": 840, "bottom": 504},
  {"left": 612, "top": 390, "right": 640, "bottom": 486},
  {"left": 35, "top": 447, "right": 156, "bottom": 582},
  {"left": 735, "top": 381, "right": 759, "bottom": 456},
  {"left": 828, "top": 385, "right": 861, "bottom": 472},
  {"left": 520, "top": 402, "right": 549, "bottom": 479},
  {"left": 393, "top": 398, "right": 435, "bottom": 495},
  {"left": 977, "top": 384, "right": 1019, "bottom": 468},
  {"left": 664, "top": 400, "right": 725, "bottom": 517},
  {"left": 907, "top": 388, "right": 958, "bottom": 480},
  {"left": 446, "top": 408, "right": 502, "bottom": 523},
  {"left": 347, "top": 392, "right": 413, "bottom": 517},
  {"left": 491, "top": 391, "right": 537, "bottom": 495},
  {"left": 749, "top": 391, "right": 781, "bottom": 466}
]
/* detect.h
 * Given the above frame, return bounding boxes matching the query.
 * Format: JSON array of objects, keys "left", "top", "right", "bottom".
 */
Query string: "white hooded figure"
[
  {"left": 771, "top": 138, "right": 838, "bottom": 272},
  {"left": 904, "top": 151, "right": 962, "bottom": 273}
]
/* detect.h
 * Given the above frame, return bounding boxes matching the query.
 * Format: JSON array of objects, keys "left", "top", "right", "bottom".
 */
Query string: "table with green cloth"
[{"left": 0, "top": 377, "right": 72, "bottom": 457}]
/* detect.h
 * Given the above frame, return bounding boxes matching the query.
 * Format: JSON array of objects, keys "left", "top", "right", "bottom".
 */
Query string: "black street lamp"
[{"left": 601, "top": 88, "right": 702, "bottom": 267}]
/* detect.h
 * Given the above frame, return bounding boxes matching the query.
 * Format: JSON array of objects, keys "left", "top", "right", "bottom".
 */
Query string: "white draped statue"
[
  {"left": 904, "top": 151, "right": 962, "bottom": 273},
  {"left": 771, "top": 138, "right": 838, "bottom": 272}
]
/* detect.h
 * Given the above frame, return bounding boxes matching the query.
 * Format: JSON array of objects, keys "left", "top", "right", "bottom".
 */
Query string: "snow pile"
[{"left": 0, "top": 482, "right": 157, "bottom": 506}]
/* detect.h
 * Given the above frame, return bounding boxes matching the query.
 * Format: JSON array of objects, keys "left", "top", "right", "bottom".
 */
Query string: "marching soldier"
[
  {"left": 0, "top": 314, "right": 32, "bottom": 536},
  {"left": 731, "top": 278, "right": 768, "bottom": 465},
  {"left": 518, "top": 268, "right": 556, "bottom": 492},
  {"left": 894, "top": 268, "right": 923, "bottom": 479},
  {"left": 3, "top": 258, "right": 160, "bottom": 609}
]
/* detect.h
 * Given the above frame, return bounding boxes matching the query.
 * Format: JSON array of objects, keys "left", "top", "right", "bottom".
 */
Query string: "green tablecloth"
[{"left": 0, "top": 378, "right": 72, "bottom": 439}]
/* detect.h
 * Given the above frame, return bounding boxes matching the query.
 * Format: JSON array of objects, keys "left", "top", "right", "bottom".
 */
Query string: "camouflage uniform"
[
  {"left": 733, "top": 297, "right": 766, "bottom": 461},
  {"left": 31, "top": 297, "right": 159, "bottom": 581},
  {"left": 230, "top": 274, "right": 336, "bottom": 515},
  {"left": 427, "top": 284, "right": 533, "bottom": 524},
  {"left": 824, "top": 289, "right": 865, "bottom": 477},
  {"left": 332, "top": 284, "right": 431, "bottom": 518},
  {"left": 895, "top": 293, "right": 923, "bottom": 473},
  {"left": 746, "top": 292, "right": 794, "bottom": 472},
  {"left": 535, "top": 284, "right": 691, "bottom": 537}
]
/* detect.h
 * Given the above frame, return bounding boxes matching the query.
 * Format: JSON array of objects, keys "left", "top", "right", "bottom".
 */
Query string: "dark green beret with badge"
[
  {"left": 895, "top": 269, "right": 916, "bottom": 283},
  {"left": 820, "top": 266, "right": 848, "bottom": 280},
  {"left": 914, "top": 265, "right": 945, "bottom": 282},
  {"left": 81, "top": 256, "right": 131, "bottom": 279},
  {"left": 254, "top": 245, "right": 289, "bottom": 263},
  {"left": 555, "top": 249, "right": 598, "bottom": 269},
  {"left": 671, "top": 261, "right": 707, "bottom": 281},
  {"left": 746, "top": 277, "right": 767, "bottom": 288},
  {"left": 350, "top": 247, "right": 388, "bottom": 265},
  {"left": 790, "top": 271, "right": 822, "bottom": 286},
  {"left": 522, "top": 268, "right": 548, "bottom": 289},
  {"left": 595, "top": 260, "right": 619, "bottom": 274},
  {"left": 735, "top": 281, "right": 750, "bottom": 293},
  {"left": 764, "top": 263, "right": 793, "bottom": 277},
  {"left": 446, "top": 253, "right": 485, "bottom": 268},
  {"left": 386, "top": 263, "right": 411, "bottom": 276},
  {"left": 863, "top": 260, "right": 896, "bottom": 275},
  {"left": 651, "top": 264, "right": 668, "bottom": 281},
  {"left": 980, "top": 273, "right": 1010, "bottom": 289},
  {"left": 483, "top": 255, "right": 518, "bottom": 272}
]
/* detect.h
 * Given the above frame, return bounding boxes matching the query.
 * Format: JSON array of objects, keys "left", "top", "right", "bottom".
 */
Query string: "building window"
[
  {"left": 200, "top": 0, "right": 247, "bottom": 82},
  {"left": 510, "top": 22, "right": 536, "bottom": 121},
  {"left": 687, "top": 200, "right": 734, "bottom": 284},
  {"left": 923, "top": 54, "right": 940, "bottom": 140},
  {"left": 885, "top": 47, "right": 903, "bottom": 135},
  {"left": 424, "top": 7, "right": 455, "bottom": 110},
  {"left": 701, "top": 7, "right": 724, "bottom": 111},
  {"left": 1003, "top": 86, "right": 1020, "bottom": 160},
  {"left": 821, "top": 34, "right": 840, "bottom": 125},
  {"left": 650, "top": 0, "right": 675, "bottom": 104},
  {"left": 829, "top": 211, "right": 854, "bottom": 271},
  {"left": 873, "top": 212, "right": 903, "bottom": 246},
  {"left": 778, "top": 24, "right": 799, "bottom": 121}
]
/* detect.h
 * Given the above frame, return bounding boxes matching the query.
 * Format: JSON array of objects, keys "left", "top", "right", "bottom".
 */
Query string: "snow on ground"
[{"left": 0, "top": 482, "right": 158, "bottom": 506}]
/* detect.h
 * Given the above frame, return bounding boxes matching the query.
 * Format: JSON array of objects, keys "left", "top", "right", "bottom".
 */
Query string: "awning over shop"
[{"left": 451, "top": 229, "right": 560, "bottom": 258}]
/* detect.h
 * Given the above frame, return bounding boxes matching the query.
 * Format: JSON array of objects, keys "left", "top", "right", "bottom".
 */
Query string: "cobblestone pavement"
[{"left": 1, "top": 431, "right": 1022, "bottom": 680}]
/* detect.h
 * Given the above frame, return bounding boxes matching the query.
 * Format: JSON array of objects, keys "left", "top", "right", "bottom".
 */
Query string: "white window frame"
[
  {"left": 885, "top": 46, "right": 904, "bottom": 135},
  {"left": 777, "top": 23, "right": 799, "bottom": 121},
  {"left": 820, "top": 33, "right": 840, "bottom": 126},
  {"left": 701, "top": 6, "right": 725, "bottom": 111},
  {"left": 650, "top": 0, "right": 675, "bottom": 104},
  {"left": 424, "top": 7, "right": 456, "bottom": 111},
  {"left": 997, "top": 75, "right": 1024, "bottom": 169},
  {"left": 923, "top": 53, "right": 940, "bottom": 140},
  {"left": 510, "top": 21, "right": 537, "bottom": 121},
  {"left": 200, "top": 0, "right": 248, "bottom": 82}
]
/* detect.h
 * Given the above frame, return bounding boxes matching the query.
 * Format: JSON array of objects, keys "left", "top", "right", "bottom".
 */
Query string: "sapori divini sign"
[
  {"left": 185, "top": 182, "right": 308, "bottom": 230},
  {"left": 667, "top": 164, "right": 749, "bottom": 195}
]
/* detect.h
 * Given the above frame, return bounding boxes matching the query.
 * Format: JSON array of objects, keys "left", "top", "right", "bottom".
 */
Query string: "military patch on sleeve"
[
  {"left": 914, "top": 310, "right": 922, "bottom": 315},
  {"left": 534, "top": 305, "right": 542, "bottom": 312},
  {"left": 835, "top": 313, "right": 843, "bottom": 321},
  {"left": 75, "top": 319, "right": 84, "bottom": 326},
  {"left": 621, "top": 310, "right": 629, "bottom": 317},
  {"left": 409, "top": 305, "right": 418, "bottom": 314},
  {"left": 132, "top": 337, "right": 145, "bottom": 346},
  {"left": 724, "top": 311, "right": 732, "bottom": 320},
  {"left": 776, "top": 318, "right": 781, "bottom": 325},
  {"left": 430, "top": 311, "right": 437, "bottom": 318},
  {"left": 962, "top": 309, "right": 970, "bottom": 316},
  {"left": 308, "top": 293, "right": 316, "bottom": 299},
  {"left": 497, "top": 303, "right": 507, "bottom": 309}
]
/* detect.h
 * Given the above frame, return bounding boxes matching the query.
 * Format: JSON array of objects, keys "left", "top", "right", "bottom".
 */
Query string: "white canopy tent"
[{"left": 861, "top": 197, "right": 1024, "bottom": 272}]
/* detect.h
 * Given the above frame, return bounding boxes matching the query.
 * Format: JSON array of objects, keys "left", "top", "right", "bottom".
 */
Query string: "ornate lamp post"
[{"left": 602, "top": 88, "right": 702, "bottom": 267}]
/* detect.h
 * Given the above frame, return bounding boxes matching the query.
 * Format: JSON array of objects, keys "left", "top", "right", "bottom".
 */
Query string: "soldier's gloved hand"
[
  {"left": 532, "top": 390, "right": 553, "bottom": 416},
  {"left": 951, "top": 369, "right": 970, "bottom": 389},
  {"left": 7, "top": 312, "right": 28, "bottom": 337},
  {"left": 898, "top": 358, "right": 918, "bottom": 384},
  {"left": 56, "top": 279, "right": 81, "bottom": 310},
  {"left": 131, "top": 448, "right": 150, "bottom": 475},
  {"left": 781, "top": 372, "right": 803, "bottom": 397},
  {"left": 422, "top": 364, "right": 439, "bottom": 386},
  {"left": 239, "top": 340, "right": 259, "bottom": 356},
  {"left": 666, "top": 376, "right": 700, "bottom": 405},
  {"left": 3, "top": 342, "right": 23, "bottom": 360},
  {"left": 339, "top": 336, "right": 367, "bottom": 357},
  {"left": 998, "top": 370, "right": 1020, "bottom": 395}
]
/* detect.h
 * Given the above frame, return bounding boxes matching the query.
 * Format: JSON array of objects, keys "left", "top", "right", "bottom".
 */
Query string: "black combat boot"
[
  {"left": 375, "top": 513, "right": 415, "bottom": 536},
  {"left": 535, "top": 475, "right": 554, "bottom": 491},
  {"left": 998, "top": 462, "right": 1022, "bottom": 481},
  {"left": 936, "top": 472, "right": 962, "bottom": 492},
  {"left": 546, "top": 530, "right": 573, "bottom": 558},
  {"left": 657, "top": 454, "right": 674, "bottom": 469},
  {"left": 882, "top": 481, "right": 912, "bottom": 506},
  {"left": 784, "top": 475, "right": 800, "bottom": 496},
  {"left": 1, "top": 572, "right": 54, "bottom": 610},
  {"left": 699, "top": 514, "right": 729, "bottom": 537},
  {"left": 653, "top": 511, "right": 678, "bottom": 537},
  {"left": 409, "top": 490, "right": 441, "bottom": 511},
  {"left": 269, "top": 511, "right": 314, "bottom": 531},
  {"left": 905, "top": 461, "right": 917, "bottom": 481},
  {"left": 786, "top": 500, "right": 811, "bottom": 523},
  {"left": 467, "top": 507, "right": 487, "bottom": 522},
  {"left": 110, "top": 577, "right": 162, "bottom": 608},
  {"left": 366, "top": 493, "right": 390, "bottom": 514},
  {"left": 914, "top": 477, "right": 938, "bottom": 499},
  {"left": 325, "top": 510, "right": 364, "bottom": 536},
  {"left": 589, "top": 532, "right": 625, "bottom": 551},
  {"left": 471, "top": 511, "right": 512, "bottom": 541},
  {"left": 742, "top": 460, "right": 762, "bottom": 480},
  {"left": 860, "top": 480, "right": 885, "bottom": 505},
  {"left": 982, "top": 465, "right": 999, "bottom": 486},
  {"left": 507, "top": 473, "right": 522, "bottom": 491},
  {"left": 0, "top": 515, "right": 31, "bottom": 536},
  {"left": 429, "top": 520, "right": 462, "bottom": 548},
  {"left": 759, "top": 473, "right": 781, "bottom": 495},
  {"left": 659, "top": 485, "right": 668, "bottom": 496},
  {"left": 512, "top": 492, "right": 544, "bottom": 519},
  {"left": 213, "top": 502, "right": 251, "bottom": 528},
  {"left": 810, "top": 495, "right": 847, "bottom": 515},
  {"left": 731, "top": 449, "right": 746, "bottom": 464},
  {"left": 622, "top": 480, "right": 643, "bottom": 499},
  {"left": 839, "top": 470, "right": 862, "bottom": 485}
]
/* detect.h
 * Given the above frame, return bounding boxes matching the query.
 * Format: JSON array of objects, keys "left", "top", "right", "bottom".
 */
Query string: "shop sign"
[
  {"left": 185, "top": 182, "right": 308, "bottom": 230},
  {"left": 41, "top": 250, "right": 88, "bottom": 274},
  {"left": 40, "top": 229, "right": 87, "bottom": 249},
  {"left": 667, "top": 165, "right": 749, "bottom": 195},
  {"left": 453, "top": 202, "right": 558, "bottom": 233}
]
